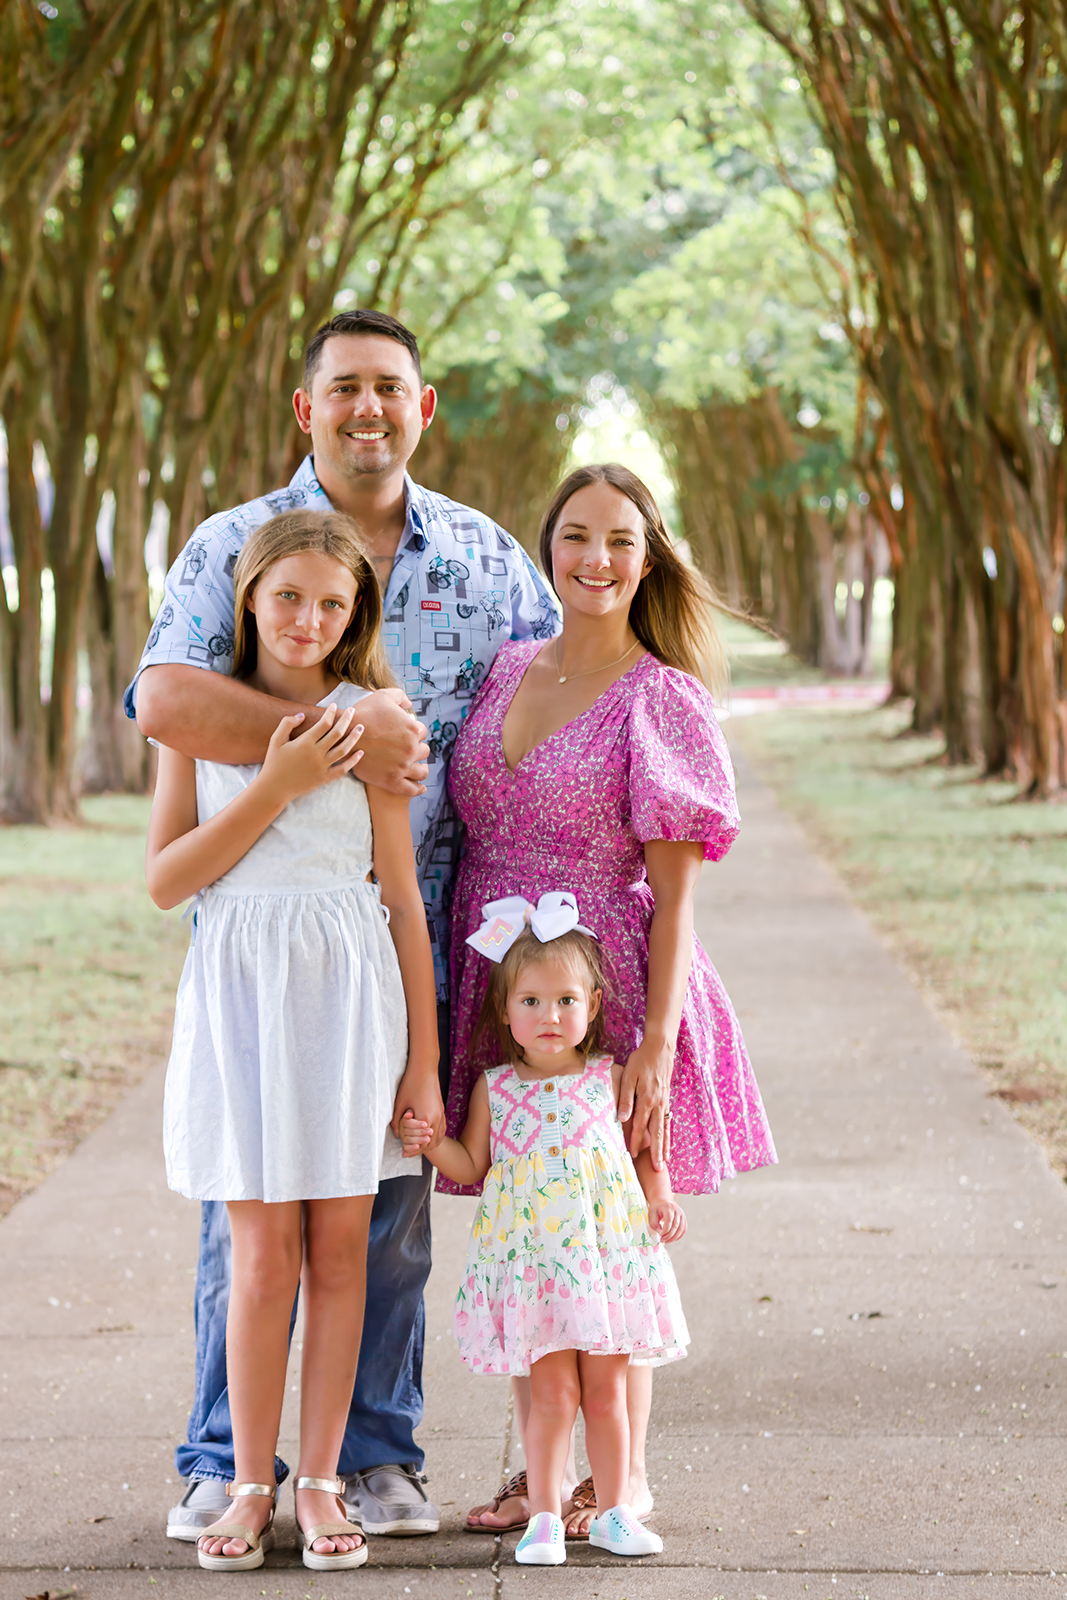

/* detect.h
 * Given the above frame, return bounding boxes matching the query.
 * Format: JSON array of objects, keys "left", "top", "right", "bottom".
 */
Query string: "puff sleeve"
[{"left": 627, "top": 663, "right": 740, "bottom": 862}]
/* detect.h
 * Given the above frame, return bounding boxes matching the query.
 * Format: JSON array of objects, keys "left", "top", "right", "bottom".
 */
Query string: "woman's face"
[
  {"left": 247, "top": 551, "right": 358, "bottom": 670},
  {"left": 549, "top": 481, "right": 652, "bottom": 624}
]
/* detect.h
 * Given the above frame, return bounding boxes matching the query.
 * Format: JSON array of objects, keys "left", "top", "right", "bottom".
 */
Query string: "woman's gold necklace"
[{"left": 553, "top": 636, "right": 639, "bottom": 685}]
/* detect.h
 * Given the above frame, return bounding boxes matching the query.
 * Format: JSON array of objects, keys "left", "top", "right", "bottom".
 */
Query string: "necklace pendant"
[{"left": 558, "top": 675, "right": 567, "bottom": 684}]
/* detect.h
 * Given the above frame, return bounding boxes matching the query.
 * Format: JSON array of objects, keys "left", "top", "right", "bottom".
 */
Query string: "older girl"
[{"left": 148, "top": 510, "right": 442, "bottom": 1572}]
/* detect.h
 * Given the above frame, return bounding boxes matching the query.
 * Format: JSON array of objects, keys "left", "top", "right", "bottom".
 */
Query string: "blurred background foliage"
[{"left": 5, "top": 0, "right": 1067, "bottom": 820}]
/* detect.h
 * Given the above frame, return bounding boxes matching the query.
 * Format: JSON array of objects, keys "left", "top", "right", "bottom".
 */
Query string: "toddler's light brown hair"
[{"left": 474, "top": 927, "right": 609, "bottom": 1066}]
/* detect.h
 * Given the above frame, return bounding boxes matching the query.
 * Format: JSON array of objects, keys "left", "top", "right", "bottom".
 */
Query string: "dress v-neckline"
[{"left": 499, "top": 643, "right": 651, "bottom": 775}]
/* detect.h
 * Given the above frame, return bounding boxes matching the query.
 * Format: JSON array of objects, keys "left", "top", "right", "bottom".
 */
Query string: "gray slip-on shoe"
[
  {"left": 342, "top": 1462, "right": 440, "bottom": 1536},
  {"left": 166, "top": 1478, "right": 232, "bottom": 1541}
]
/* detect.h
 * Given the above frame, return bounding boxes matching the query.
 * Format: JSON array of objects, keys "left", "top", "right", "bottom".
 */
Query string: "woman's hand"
[
  {"left": 259, "top": 705, "right": 363, "bottom": 804},
  {"left": 618, "top": 1034, "right": 674, "bottom": 1170},
  {"left": 647, "top": 1197, "right": 687, "bottom": 1244}
]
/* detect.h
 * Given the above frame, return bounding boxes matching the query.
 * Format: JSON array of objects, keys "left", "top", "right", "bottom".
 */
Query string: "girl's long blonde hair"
[
  {"left": 537, "top": 462, "right": 728, "bottom": 697},
  {"left": 231, "top": 509, "right": 394, "bottom": 690}
]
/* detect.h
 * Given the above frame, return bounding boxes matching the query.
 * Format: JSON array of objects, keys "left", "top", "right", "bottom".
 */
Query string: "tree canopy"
[{"left": 5, "top": 0, "right": 1067, "bottom": 817}]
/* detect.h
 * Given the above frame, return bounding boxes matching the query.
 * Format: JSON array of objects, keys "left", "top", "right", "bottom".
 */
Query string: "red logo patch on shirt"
[{"left": 421, "top": 600, "right": 442, "bottom": 611}]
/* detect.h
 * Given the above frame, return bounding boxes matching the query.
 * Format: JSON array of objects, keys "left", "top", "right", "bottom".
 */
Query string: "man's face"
[{"left": 293, "top": 333, "right": 435, "bottom": 485}]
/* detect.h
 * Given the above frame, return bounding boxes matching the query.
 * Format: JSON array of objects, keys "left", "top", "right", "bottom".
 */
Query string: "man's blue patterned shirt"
[{"left": 125, "top": 454, "right": 560, "bottom": 998}]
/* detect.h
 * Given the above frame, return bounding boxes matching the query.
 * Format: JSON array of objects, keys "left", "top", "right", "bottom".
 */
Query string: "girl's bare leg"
[
  {"left": 626, "top": 1362, "right": 654, "bottom": 1514},
  {"left": 466, "top": 1375, "right": 580, "bottom": 1529},
  {"left": 525, "top": 1352, "right": 581, "bottom": 1517},
  {"left": 294, "top": 1195, "right": 375, "bottom": 1557},
  {"left": 198, "top": 1200, "right": 303, "bottom": 1559},
  {"left": 576, "top": 1352, "right": 630, "bottom": 1515},
  {"left": 563, "top": 1363, "right": 654, "bottom": 1535}
]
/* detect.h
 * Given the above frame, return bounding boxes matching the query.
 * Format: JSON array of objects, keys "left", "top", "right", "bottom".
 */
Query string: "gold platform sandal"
[
  {"left": 294, "top": 1475, "right": 368, "bottom": 1570},
  {"left": 196, "top": 1481, "right": 277, "bottom": 1571}
]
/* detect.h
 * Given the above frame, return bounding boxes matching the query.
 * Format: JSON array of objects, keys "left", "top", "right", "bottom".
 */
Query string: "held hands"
[
  {"left": 647, "top": 1197, "right": 687, "bottom": 1244},
  {"left": 260, "top": 705, "right": 364, "bottom": 804},
  {"left": 618, "top": 1036, "right": 674, "bottom": 1171},
  {"left": 391, "top": 1067, "right": 445, "bottom": 1151}
]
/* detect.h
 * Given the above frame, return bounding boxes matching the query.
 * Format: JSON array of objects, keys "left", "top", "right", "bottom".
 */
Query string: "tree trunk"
[
  {"left": 941, "top": 547, "right": 974, "bottom": 765},
  {"left": 912, "top": 563, "right": 943, "bottom": 736},
  {"left": 657, "top": 391, "right": 889, "bottom": 675},
  {"left": 79, "top": 435, "right": 153, "bottom": 794},
  {"left": 0, "top": 390, "right": 48, "bottom": 821}
]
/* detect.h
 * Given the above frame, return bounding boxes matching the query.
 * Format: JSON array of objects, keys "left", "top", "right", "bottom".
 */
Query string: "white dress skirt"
[{"left": 162, "top": 683, "right": 410, "bottom": 1203}]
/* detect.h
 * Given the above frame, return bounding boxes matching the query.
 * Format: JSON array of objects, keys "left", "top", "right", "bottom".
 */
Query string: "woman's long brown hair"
[
  {"left": 537, "top": 462, "right": 729, "bottom": 696},
  {"left": 231, "top": 509, "right": 394, "bottom": 690}
]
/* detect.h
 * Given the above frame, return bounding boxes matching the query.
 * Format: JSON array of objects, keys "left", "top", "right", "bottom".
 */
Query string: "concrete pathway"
[{"left": 3, "top": 742, "right": 1067, "bottom": 1600}]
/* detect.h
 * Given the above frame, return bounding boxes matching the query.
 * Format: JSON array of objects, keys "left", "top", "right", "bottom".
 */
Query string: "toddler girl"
[
  {"left": 402, "top": 894, "right": 688, "bottom": 1566},
  {"left": 148, "top": 509, "right": 442, "bottom": 1572}
]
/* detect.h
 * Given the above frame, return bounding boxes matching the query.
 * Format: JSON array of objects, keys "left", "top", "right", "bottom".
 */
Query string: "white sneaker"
[
  {"left": 588, "top": 1503, "right": 664, "bottom": 1556},
  {"left": 166, "top": 1478, "right": 232, "bottom": 1541},
  {"left": 515, "top": 1512, "right": 566, "bottom": 1565}
]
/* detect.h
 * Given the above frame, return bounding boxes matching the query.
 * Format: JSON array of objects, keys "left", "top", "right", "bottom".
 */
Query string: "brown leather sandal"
[
  {"left": 562, "top": 1477, "right": 655, "bottom": 1536},
  {"left": 563, "top": 1477, "right": 598, "bottom": 1539},
  {"left": 465, "top": 1469, "right": 529, "bottom": 1532}
]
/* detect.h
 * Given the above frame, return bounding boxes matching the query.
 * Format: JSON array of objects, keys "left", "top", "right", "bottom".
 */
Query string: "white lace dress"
[{"left": 162, "top": 683, "right": 410, "bottom": 1203}]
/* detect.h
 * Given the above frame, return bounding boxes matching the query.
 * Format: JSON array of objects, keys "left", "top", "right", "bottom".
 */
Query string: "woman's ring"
[{"left": 664, "top": 1110, "right": 673, "bottom": 1121}]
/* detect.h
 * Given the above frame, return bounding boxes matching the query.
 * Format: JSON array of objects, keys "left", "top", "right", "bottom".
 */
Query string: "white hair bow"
[{"left": 465, "top": 891, "right": 596, "bottom": 964}]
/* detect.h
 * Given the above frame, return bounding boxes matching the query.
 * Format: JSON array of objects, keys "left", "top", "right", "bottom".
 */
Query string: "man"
[{"left": 129, "top": 309, "right": 559, "bottom": 1542}]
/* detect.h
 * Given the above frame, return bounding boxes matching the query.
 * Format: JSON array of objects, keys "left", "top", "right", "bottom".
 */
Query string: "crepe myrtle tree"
[
  {"left": 747, "top": 0, "right": 1067, "bottom": 790},
  {"left": 1, "top": 0, "right": 539, "bottom": 822}
]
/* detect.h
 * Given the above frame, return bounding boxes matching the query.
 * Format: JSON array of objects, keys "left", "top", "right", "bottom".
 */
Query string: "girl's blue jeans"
[{"left": 173, "top": 1163, "right": 434, "bottom": 1484}]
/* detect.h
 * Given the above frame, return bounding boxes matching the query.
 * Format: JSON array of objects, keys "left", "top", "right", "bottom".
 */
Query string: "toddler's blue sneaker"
[
  {"left": 515, "top": 1511, "right": 566, "bottom": 1565},
  {"left": 588, "top": 1503, "right": 663, "bottom": 1556}
]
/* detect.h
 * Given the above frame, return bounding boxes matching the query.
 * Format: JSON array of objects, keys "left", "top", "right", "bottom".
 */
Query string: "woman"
[{"left": 443, "top": 462, "right": 776, "bottom": 1535}]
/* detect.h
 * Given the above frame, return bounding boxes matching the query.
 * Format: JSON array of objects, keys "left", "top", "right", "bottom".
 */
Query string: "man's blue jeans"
[{"left": 174, "top": 1164, "right": 434, "bottom": 1484}]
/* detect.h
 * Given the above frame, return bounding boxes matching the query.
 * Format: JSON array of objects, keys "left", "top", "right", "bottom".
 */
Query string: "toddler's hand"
[
  {"left": 647, "top": 1198, "right": 686, "bottom": 1244},
  {"left": 400, "top": 1112, "right": 434, "bottom": 1158},
  {"left": 260, "top": 705, "right": 364, "bottom": 803}
]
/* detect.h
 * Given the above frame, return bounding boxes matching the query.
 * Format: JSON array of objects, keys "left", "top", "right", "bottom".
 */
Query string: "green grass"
[
  {"left": 0, "top": 796, "right": 189, "bottom": 1214},
  {"left": 733, "top": 704, "right": 1067, "bottom": 1178}
]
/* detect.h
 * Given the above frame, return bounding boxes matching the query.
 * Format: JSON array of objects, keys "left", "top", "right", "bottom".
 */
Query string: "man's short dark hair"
[{"left": 303, "top": 310, "right": 423, "bottom": 392}]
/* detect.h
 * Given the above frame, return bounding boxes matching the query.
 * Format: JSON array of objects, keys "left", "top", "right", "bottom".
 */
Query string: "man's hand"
[
  {"left": 391, "top": 1066, "right": 445, "bottom": 1147},
  {"left": 135, "top": 667, "right": 428, "bottom": 783},
  {"left": 353, "top": 687, "right": 429, "bottom": 797}
]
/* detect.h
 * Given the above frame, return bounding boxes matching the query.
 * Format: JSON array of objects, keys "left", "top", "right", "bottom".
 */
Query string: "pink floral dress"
[
  {"left": 454, "top": 1057, "right": 689, "bottom": 1375},
  {"left": 443, "top": 640, "right": 776, "bottom": 1197}
]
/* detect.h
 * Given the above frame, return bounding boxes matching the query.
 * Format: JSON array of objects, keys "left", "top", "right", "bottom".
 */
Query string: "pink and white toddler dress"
[{"left": 454, "top": 1056, "right": 689, "bottom": 1376}]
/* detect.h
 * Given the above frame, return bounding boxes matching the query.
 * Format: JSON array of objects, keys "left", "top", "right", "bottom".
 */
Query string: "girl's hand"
[
  {"left": 618, "top": 1036, "right": 674, "bottom": 1170},
  {"left": 399, "top": 1113, "right": 433, "bottom": 1158},
  {"left": 260, "top": 706, "right": 364, "bottom": 804},
  {"left": 647, "top": 1197, "right": 687, "bottom": 1244}
]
